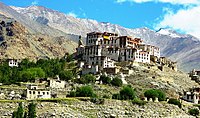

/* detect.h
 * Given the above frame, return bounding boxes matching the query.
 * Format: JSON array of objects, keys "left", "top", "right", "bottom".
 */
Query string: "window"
[
  {"left": 43, "top": 92, "right": 45, "bottom": 95},
  {"left": 47, "top": 92, "right": 49, "bottom": 95},
  {"left": 29, "top": 91, "right": 31, "bottom": 94},
  {"left": 38, "top": 92, "right": 40, "bottom": 94},
  {"left": 33, "top": 91, "right": 35, "bottom": 94},
  {"left": 187, "top": 95, "right": 189, "bottom": 99}
]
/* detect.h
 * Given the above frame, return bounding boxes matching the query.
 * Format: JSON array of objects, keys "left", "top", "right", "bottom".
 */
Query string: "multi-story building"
[
  {"left": 183, "top": 87, "right": 200, "bottom": 104},
  {"left": 76, "top": 32, "right": 160, "bottom": 74},
  {"left": 25, "top": 84, "right": 51, "bottom": 100},
  {"left": 189, "top": 69, "right": 200, "bottom": 82}
]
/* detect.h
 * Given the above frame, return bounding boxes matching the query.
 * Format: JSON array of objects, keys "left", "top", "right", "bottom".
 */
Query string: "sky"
[{"left": 1, "top": 0, "right": 200, "bottom": 38}]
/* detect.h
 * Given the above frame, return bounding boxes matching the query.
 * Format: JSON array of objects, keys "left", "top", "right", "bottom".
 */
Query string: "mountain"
[
  {"left": 10, "top": 5, "right": 200, "bottom": 72},
  {"left": 0, "top": 3, "right": 78, "bottom": 60}
]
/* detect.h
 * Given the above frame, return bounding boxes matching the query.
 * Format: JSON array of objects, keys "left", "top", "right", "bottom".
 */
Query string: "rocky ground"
[
  {"left": 0, "top": 99, "right": 196, "bottom": 118},
  {"left": 126, "top": 63, "right": 198, "bottom": 98}
]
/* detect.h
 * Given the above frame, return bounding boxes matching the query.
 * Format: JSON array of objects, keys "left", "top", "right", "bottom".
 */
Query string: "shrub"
[
  {"left": 112, "top": 93, "right": 121, "bottom": 100},
  {"left": 68, "top": 91, "right": 76, "bottom": 97},
  {"left": 12, "top": 102, "right": 24, "bottom": 118},
  {"left": 120, "top": 85, "right": 136, "bottom": 100},
  {"left": 154, "top": 89, "right": 166, "bottom": 101},
  {"left": 132, "top": 98, "right": 147, "bottom": 106},
  {"left": 144, "top": 89, "right": 166, "bottom": 101},
  {"left": 144, "top": 89, "right": 159, "bottom": 101},
  {"left": 59, "top": 70, "right": 73, "bottom": 81},
  {"left": 100, "top": 75, "right": 111, "bottom": 84},
  {"left": 28, "top": 102, "right": 36, "bottom": 118},
  {"left": 19, "top": 67, "right": 45, "bottom": 82},
  {"left": 188, "top": 108, "right": 199, "bottom": 116},
  {"left": 79, "top": 74, "right": 96, "bottom": 84},
  {"left": 111, "top": 77, "right": 122, "bottom": 87},
  {"left": 66, "top": 54, "right": 73, "bottom": 62},
  {"left": 90, "top": 97, "right": 105, "bottom": 104},
  {"left": 75, "top": 86, "right": 95, "bottom": 97},
  {"left": 102, "top": 95, "right": 110, "bottom": 99},
  {"left": 168, "top": 98, "right": 182, "bottom": 108}
]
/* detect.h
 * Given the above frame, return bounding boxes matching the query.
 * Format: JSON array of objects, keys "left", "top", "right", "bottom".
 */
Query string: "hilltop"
[{"left": 10, "top": 5, "right": 200, "bottom": 72}]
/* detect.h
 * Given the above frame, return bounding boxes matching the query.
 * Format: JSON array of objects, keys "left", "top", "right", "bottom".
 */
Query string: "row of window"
[
  {"left": 29, "top": 91, "right": 49, "bottom": 95},
  {"left": 127, "top": 55, "right": 149, "bottom": 60},
  {"left": 9, "top": 62, "right": 18, "bottom": 65},
  {"left": 100, "top": 39, "right": 117, "bottom": 45}
]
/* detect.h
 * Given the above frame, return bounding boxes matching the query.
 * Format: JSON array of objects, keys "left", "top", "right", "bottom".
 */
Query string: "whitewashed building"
[
  {"left": 183, "top": 87, "right": 200, "bottom": 104},
  {"left": 8, "top": 59, "right": 19, "bottom": 67},
  {"left": 76, "top": 32, "right": 160, "bottom": 74},
  {"left": 25, "top": 84, "right": 51, "bottom": 100}
]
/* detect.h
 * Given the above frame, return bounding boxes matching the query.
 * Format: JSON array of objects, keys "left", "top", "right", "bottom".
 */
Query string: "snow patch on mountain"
[{"left": 157, "top": 28, "right": 181, "bottom": 38}]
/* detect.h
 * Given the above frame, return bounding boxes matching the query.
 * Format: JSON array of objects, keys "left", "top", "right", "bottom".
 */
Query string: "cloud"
[
  {"left": 67, "top": 12, "right": 77, "bottom": 18},
  {"left": 31, "top": 0, "right": 39, "bottom": 5},
  {"left": 115, "top": 0, "right": 200, "bottom": 5},
  {"left": 155, "top": 6, "right": 200, "bottom": 38},
  {"left": 115, "top": 0, "right": 200, "bottom": 38}
]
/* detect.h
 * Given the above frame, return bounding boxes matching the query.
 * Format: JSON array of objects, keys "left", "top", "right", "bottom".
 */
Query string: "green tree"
[
  {"left": 100, "top": 75, "right": 111, "bottom": 84},
  {"left": 189, "top": 108, "right": 199, "bottom": 116},
  {"left": 12, "top": 102, "right": 24, "bottom": 118},
  {"left": 155, "top": 89, "right": 166, "bottom": 101},
  {"left": 19, "top": 67, "right": 45, "bottom": 82},
  {"left": 28, "top": 102, "right": 36, "bottom": 118},
  {"left": 111, "top": 77, "right": 122, "bottom": 87},
  {"left": 75, "top": 86, "right": 95, "bottom": 97},
  {"left": 19, "top": 59, "right": 35, "bottom": 70},
  {"left": 144, "top": 89, "right": 166, "bottom": 101},
  {"left": 66, "top": 54, "right": 73, "bottom": 62},
  {"left": 120, "top": 85, "right": 136, "bottom": 100},
  {"left": 59, "top": 70, "right": 73, "bottom": 81},
  {"left": 144, "top": 89, "right": 158, "bottom": 101}
]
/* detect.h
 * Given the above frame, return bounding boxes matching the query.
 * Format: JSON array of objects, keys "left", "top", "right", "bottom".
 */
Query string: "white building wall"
[
  {"left": 134, "top": 50, "right": 150, "bottom": 63},
  {"left": 9, "top": 59, "right": 18, "bottom": 67},
  {"left": 26, "top": 89, "right": 51, "bottom": 100},
  {"left": 49, "top": 79, "right": 66, "bottom": 89}
]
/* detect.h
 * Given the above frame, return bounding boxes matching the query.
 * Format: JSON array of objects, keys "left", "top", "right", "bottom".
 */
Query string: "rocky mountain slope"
[
  {"left": 0, "top": 14, "right": 77, "bottom": 59},
  {"left": 0, "top": 63, "right": 198, "bottom": 117},
  {"left": 11, "top": 5, "right": 200, "bottom": 72},
  {"left": 0, "top": 2, "right": 75, "bottom": 37}
]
